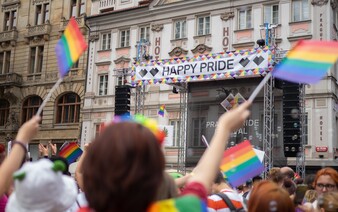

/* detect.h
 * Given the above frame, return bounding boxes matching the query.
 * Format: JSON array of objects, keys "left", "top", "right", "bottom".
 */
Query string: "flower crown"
[{"left": 109, "top": 114, "right": 166, "bottom": 144}]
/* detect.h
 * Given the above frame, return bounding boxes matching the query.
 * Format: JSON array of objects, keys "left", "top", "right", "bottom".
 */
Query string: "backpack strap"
[{"left": 216, "top": 192, "right": 237, "bottom": 212}]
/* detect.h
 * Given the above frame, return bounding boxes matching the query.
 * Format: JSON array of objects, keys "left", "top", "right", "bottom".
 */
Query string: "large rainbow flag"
[
  {"left": 148, "top": 195, "right": 207, "bottom": 212},
  {"left": 59, "top": 142, "right": 83, "bottom": 164},
  {"left": 273, "top": 40, "right": 338, "bottom": 84},
  {"left": 220, "top": 140, "right": 264, "bottom": 187},
  {"left": 55, "top": 17, "right": 87, "bottom": 77}
]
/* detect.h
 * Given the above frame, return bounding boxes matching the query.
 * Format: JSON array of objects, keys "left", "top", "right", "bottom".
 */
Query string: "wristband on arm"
[{"left": 12, "top": 140, "right": 28, "bottom": 166}]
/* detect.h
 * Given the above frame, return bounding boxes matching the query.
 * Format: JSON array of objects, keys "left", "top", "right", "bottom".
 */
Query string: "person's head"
[
  {"left": 155, "top": 172, "right": 178, "bottom": 201},
  {"left": 6, "top": 159, "right": 77, "bottom": 212},
  {"left": 303, "top": 189, "right": 317, "bottom": 203},
  {"left": 313, "top": 168, "right": 338, "bottom": 195},
  {"left": 83, "top": 122, "right": 165, "bottom": 212},
  {"left": 294, "top": 178, "right": 304, "bottom": 185},
  {"left": 211, "top": 171, "right": 227, "bottom": 194},
  {"left": 252, "top": 175, "right": 263, "bottom": 186},
  {"left": 283, "top": 178, "right": 296, "bottom": 196},
  {"left": 268, "top": 167, "right": 284, "bottom": 186},
  {"left": 305, "top": 174, "right": 316, "bottom": 189},
  {"left": 248, "top": 181, "right": 295, "bottom": 212},
  {"left": 317, "top": 192, "right": 338, "bottom": 212},
  {"left": 281, "top": 167, "right": 295, "bottom": 180}
]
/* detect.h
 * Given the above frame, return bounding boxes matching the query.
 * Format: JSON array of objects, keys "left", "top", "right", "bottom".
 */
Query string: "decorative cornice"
[
  {"left": 191, "top": 44, "right": 212, "bottom": 54},
  {"left": 168, "top": 47, "right": 188, "bottom": 57},
  {"left": 89, "top": 34, "right": 99, "bottom": 42},
  {"left": 151, "top": 24, "right": 164, "bottom": 32},
  {"left": 95, "top": 61, "right": 111, "bottom": 66},
  {"left": 220, "top": 12, "right": 235, "bottom": 21},
  {"left": 114, "top": 56, "right": 131, "bottom": 64},
  {"left": 232, "top": 41, "right": 255, "bottom": 49},
  {"left": 287, "top": 34, "right": 313, "bottom": 42},
  {"left": 331, "top": 0, "right": 338, "bottom": 9},
  {"left": 311, "top": 0, "right": 329, "bottom": 6}
]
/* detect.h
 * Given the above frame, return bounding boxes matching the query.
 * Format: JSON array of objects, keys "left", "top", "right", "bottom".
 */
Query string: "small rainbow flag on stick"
[
  {"left": 220, "top": 140, "right": 264, "bottom": 187},
  {"left": 59, "top": 142, "right": 83, "bottom": 164},
  {"left": 273, "top": 40, "right": 338, "bottom": 84},
  {"left": 55, "top": 17, "right": 87, "bottom": 77},
  {"left": 158, "top": 104, "right": 165, "bottom": 117}
]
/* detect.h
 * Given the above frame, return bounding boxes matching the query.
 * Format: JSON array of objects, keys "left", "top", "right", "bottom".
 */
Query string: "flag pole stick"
[
  {"left": 248, "top": 72, "right": 272, "bottom": 102},
  {"left": 201, "top": 135, "right": 209, "bottom": 148},
  {"left": 36, "top": 77, "right": 63, "bottom": 116}
]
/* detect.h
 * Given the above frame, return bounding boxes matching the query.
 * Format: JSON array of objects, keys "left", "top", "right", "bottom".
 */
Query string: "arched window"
[
  {"left": 56, "top": 93, "right": 80, "bottom": 123},
  {"left": 0, "top": 99, "right": 9, "bottom": 126},
  {"left": 22, "top": 96, "right": 43, "bottom": 123}
]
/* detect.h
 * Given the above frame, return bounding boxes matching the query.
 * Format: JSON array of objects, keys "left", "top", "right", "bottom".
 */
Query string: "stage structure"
[{"left": 132, "top": 47, "right": 277, "bottom": 174}]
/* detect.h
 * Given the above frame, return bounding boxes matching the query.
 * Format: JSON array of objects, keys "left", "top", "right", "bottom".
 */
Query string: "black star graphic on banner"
[
  {"left": 253, "top": 56, "right": 264, "bottom": 66},
  {"left": 239, "top": 58, "right": 250, "bottom": 67},
  {"left": 139, "top": 69, "right": 148, "bottom": 77}
]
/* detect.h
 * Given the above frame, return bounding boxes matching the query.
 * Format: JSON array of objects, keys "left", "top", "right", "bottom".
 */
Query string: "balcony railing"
[
  {"left": 99, "top": 0, "right": 115, "bottom": 11},
  {"left": 0, "top": 29, "right": 18, "bottom": 43},
  {"left": 26, "top": 23, "right": 51, "bottom": 38},
  {"left": 60, "top": 16, "right": 85, "bottom": 31},
  {"left": 0, "top": 73, "right": 22, "bottom": 87}
]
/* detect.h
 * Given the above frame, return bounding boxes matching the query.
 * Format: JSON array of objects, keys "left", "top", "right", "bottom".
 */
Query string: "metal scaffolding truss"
[
  {"left": 177, "top": 83, "right": 188, "bottom": 174},
  {"left": 263, "top": 75, "right": 274, "bottom": 179},
  {"left": 296, "top": 84, "right": 306, "bottom": 179},
  {"left": 135, "top": 85, "right": 145, "bottom": 114}
]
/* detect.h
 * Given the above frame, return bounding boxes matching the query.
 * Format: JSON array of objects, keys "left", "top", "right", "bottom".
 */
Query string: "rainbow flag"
[
  {"left": 273, "top": 40, "right": 338, "bottom": 84},
  {"left": 59, "top": 142, "right": 83, "bottom": 164},
  {"left": 220, "top": 140, "right": 264, "bottom": 187},
  {"left": 55, "top": 17, "right": 87, "bottom": 77},
  {"left": 158, "top": 104, "right": 165, "bottom": 117},
  {"left": 148, "top": 195, "right": 207, "bottom": 212}
]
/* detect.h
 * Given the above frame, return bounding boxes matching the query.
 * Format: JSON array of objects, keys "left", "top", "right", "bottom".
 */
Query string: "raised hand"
[{"left": 49, "top": 141, "right": 57, "bottom": 155}]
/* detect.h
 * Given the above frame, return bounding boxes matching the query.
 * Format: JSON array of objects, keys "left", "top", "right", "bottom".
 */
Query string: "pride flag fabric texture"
[
  {"left": 158, "top": 104, "right": 165, "bottom": 117},
  {"left": 148, "top": 195, "right": 207, "bottom": 212},
  {"left": 220, "top": 140, "right": 264, "bottom": 187},
  {"left": 59, "top": 142, "right": 83, "bottom": 164},
  {"left": 55, "top": 17, "right": 87, "bottom": 77},
  {"left": 273, "top": 40, "right": 338, "bottom": 84}
]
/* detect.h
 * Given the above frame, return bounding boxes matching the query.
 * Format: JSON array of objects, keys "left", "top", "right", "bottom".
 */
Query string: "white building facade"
[{"left": 82, "top": 0, "right": 338, "bottom": 170}]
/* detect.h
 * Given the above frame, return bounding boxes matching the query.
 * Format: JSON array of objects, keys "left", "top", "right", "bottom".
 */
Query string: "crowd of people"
[{"left": 0, "top": 101, "right": 337, "bottom": 211}]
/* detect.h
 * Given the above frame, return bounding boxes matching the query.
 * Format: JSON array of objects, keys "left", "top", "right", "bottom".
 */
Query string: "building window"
[
  {"left": 0, "top": 51, "right": 11, "bottom": 74},
  {"left": 101, "top": 33, "right": 111, "bottom": 50},
  {"left": 192, "top": 117, "right": 206, "bottom": 147},
  {"left": 95, "top": 123, "right": 104, "bottom": 138},
  {"left": 139, "top": 26, "right": 150, "bottom": 42},
  {"left": 264, "top": 4, "right": 279, "bottom": 25},
  {"left": 56, "top": 93, "right": 81, "bottom": 124},
  {"left": 0, "top": 99, "right": 9, "bottom": 126},
  {"left": 174, "top": 20, "right": 186, "bottom": 39},
  {"left": 35, "top": 3, "right": 49, "bottom": 25},
  {"left": 3, "top": 10, "right": 16, "bottom": 31},
  {"left": 239, "top": 9, "right": 252, "bottom": 29},
  {"left": 22, "top": 96, "right": 42, "bottom": 123},
  {"left": 292, "top": 0, "right": 309, "bottom": 22},
  {"left": 29, "top": 46, "right": 44, "bottom": 74},
  {"left": 170, "top": 120, "right": 181, "bottom": 146},
  {"left": 98, "top": 74, "right": 108, "bottom": 96},
  {"left": 120, "top": 30, "right": 130, "bottom": 47},
  {"left": 71, "top": 0, "right": 85, "bottom": 18},
  {"left": 197, "top": 16, "right": 210, "bottom": 36},
  {"left": 117, "top": 75, "right": 125, "bottom": 86}
]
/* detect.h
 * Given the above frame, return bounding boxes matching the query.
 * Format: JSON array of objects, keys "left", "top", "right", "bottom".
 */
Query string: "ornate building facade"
[
  {"left": 83, "top": 0, "right": 338, "bottom": 170},
  {"left": 0, "top": 0, "right": 90, "bottom": 160}
]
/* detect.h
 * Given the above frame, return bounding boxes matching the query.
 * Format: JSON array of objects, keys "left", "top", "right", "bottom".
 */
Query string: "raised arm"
[
  {"left": 189, "top": 101, "right": 251, "bottom": 190},
  {"left": 0, "top": 116, "right": 40, "bottom": 196},
  {"left": 75, "top": 143, "right": 89, "bottom": 191}
]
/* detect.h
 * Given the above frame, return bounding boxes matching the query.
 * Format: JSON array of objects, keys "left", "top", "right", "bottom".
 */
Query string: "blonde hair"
[
  {"left": 317, "top": 192, "right": 338, "bottom": 212},
  {"left": 303, "top": 190, "right": 317, "bottom": 203}
]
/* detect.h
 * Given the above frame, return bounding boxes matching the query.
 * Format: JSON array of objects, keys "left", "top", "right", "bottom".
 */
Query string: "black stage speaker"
[
  {"left": 282, "top": 81, "right": 301, "bottom": 157},
  {"left": 115, "top": 85, "right": 130, "bottom": 115}
]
